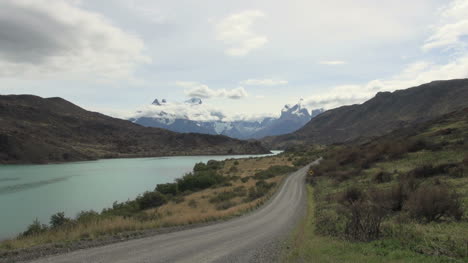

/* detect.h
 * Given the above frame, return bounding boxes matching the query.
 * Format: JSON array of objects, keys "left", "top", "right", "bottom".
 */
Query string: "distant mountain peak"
[
  {"left": 152, "top": 98, "right": 167, "bottom": 106},
  {"left": 281, "top": 100, "right": 310, "bottom": 118},
  {"left": 185, "top": 98, "right": 202, "bottom": 105}
]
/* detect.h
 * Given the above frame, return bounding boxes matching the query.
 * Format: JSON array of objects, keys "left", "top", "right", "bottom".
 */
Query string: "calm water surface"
[{"left": 0, "top": 152, "right": 280, "bottom": 239}]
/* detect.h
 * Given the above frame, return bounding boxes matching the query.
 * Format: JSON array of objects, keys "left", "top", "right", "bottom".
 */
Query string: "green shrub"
[
  {"left": 339, "top": 187, "right": 364, "bottom": 205},
  {"left": 155, "top": 183, "right": 178, "bottom": 196},
  {"left": 177, "top": 170, "right": 225, "bottom": 192},
  {"left": 241, "top": 177, "right": 250, "bottom": 183},
  {"left": 293, "top": 157, "right": 311, "bottom": 167},
  {"left": 21, "top": 219, "right": 48, "bottom": 237},
  {"left": 245, "top": 180, "right": 276, "bottom": 201},
  {"left": 136, "top": 191, "right": 168, "bottom": 210},
  {"left": 408, "top": 163, "right": 457, "bottom": 178},
  {"left": 210, "top": 186, "right": 246, "bottom": 203},
  {"left": 194, "top": 160, "right": 224, "bottom": 172},
  {"left": 404, "top": 185, "right": 463, "bottom": 222},
  {"left": 373, "top": 171, "right": 392, "bottom": 183},
  {"left": 254, "top": 165, "right": 296, "bottom": 180},
  {"left": 50, "top": 212, "right": 71, "bottom": 228},
  {"left": 76, "top": 210, "right": 99, "bottom": 223}
]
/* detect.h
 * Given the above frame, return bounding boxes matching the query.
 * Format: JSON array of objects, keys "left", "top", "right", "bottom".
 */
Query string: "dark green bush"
[
  {"left": 50, "top": 212, "right": 71, "bottom": 228},
  {"left": 136, "top": 191, "right": 168, "bottom": 210},
  {"left": 373, "top": 171, "right": 392, "bottom": 183},
  {"left": 194, "top": 160, "right": 224, "bottom": 172},
  {"left": 241, "top": 177, "right": 250, "bottom": 183},
  {"left": 408, "top": 163, "right": 457, "bottom": 178},
  {"left": 245, "top": 180, "right": 276, "bottom": 201},
  {"left": 254, "top": 165, "right": 296, "bottom": 180},
  {"left": 339, "top": 187, "right": 364, "bottom": 205},
  {"left": 155, "top": 183, "right": 178, "bottom": 196},
  {"left": 293, "top": 157, "right": 311, "bottom": 167},
  {"left": 177, "top": 170, "right": 225, "bottom": 192},
  {"left": 404, "top": 185, "right": 463, "bottom": 222}
]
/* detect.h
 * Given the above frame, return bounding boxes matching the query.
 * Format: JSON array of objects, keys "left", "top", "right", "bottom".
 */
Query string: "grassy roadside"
[
  {"left": 0, "top": 152, "right": 316, "bottom": 255},
  {"left": 283, "top": 186, "right": 445, "bottom": 263},
  {"left": 284, "top": 109, "right": 468, "bottom": 263}
]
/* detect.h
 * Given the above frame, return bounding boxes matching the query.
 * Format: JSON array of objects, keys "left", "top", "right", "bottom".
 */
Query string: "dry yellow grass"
[{"left": 0, "top": 154, "right": 294, "bottom": 251}]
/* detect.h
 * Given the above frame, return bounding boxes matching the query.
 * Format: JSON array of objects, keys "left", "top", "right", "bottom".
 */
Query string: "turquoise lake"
[{"left": 0, "top": 152, "right": 280, "bottom": 239}]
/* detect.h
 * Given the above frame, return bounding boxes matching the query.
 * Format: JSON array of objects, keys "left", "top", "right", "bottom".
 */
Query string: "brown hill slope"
[
  {"left": 0, "top": 95, "right": 268, "bottom": 164},
  {"left": 263, "top": 79, "right": 468, "bottom": 148}
]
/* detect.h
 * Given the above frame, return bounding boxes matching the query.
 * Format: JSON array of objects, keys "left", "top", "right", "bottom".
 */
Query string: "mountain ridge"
[
  {"left": 262, "top": 79, "right": 468, "bottom": 148},
  {"left": 131, "top": 99, "right": 323, "bottom": 139},
  {"left": 0, "top": 95, "right": 269, "bottom": 164}
]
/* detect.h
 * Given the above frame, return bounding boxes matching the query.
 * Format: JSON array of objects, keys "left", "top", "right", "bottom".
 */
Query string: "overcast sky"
[{"left": 1, "top": 0, "right": 467, "bottom": 120}]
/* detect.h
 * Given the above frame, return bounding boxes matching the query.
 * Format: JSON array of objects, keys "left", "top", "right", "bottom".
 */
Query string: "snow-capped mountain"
[{"left": 130, "top": 98, "right": 323, "bottom": 139}]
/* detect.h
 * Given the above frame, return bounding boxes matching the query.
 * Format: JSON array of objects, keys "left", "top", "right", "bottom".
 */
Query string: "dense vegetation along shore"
[
  {"left": 284, "top": 108, "right": 468, "bottom": 262},
  {"left": 0, "top": 150, "right": 318, "bottom": 261}
]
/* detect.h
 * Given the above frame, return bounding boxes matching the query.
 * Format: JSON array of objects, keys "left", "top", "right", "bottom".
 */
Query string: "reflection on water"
[{"left": 0, "top": 176, "right": 71, "bottom": 195}]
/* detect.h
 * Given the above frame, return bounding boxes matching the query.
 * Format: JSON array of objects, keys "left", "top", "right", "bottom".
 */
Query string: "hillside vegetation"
[
  {"left": 0, "top": 95, "right": 268, "bottom": 164},
  {"left": 285, "top": 108, "right": 468, "bottom": 262},
  {"left": 265, "top": 79, "right": 468, "bottom": 148},
  {"left": 0, "top": 152, "right": 316, "bottom": 259}
]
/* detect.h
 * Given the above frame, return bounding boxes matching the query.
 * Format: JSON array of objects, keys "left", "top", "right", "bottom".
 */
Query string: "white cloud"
[
  {"left": 0, "top": 0, "right": 150, "bottom": 79},
  {"left": 423, "top": 0, "right": 468, "bottom": 51},
  {"left": 215, "top": 10, "right": 268, "bottom": 56},
  {"left": 305, "top": 0, "right": 468, "bottom": 110},
  {"left": 319, "top": 61, "right": 347, "bottom": 65},
  {"left": 241, "top": 78, "right": 288, "bottom": 86},
  {"left": 177, "top": 81, "right": 248, "bottom": 99},
  {"left": 126, "top": 99, "right": 275, "bottom": 123},
  {"left": 305, "top": 56, "right": 468, "bottom": 109}
]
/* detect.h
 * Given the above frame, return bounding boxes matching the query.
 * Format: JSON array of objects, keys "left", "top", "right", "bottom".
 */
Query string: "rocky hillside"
[
  {"left": 0, "top": 95, "right": 269, "bottom": 164},
  {"left": 264, "top": 79, "right": 468, "bottom": 148}
]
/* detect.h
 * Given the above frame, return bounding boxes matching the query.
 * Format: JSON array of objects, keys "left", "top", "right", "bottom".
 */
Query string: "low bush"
[
  {"left": 21, "top": 219, "right": 48, "bottom": 237},
  {"left": 136, "top": 191, "right": 168, "bottom": 210},
  {"left": 404, "top": 185, "right": 463, "bottom": 222},
  {"left": 193, "top": 160, "right": 224, "bottom": 172},
  {"left": 209, "top": 191, "right": 237, "bottom": 203},
  {"left": 339, "top": 187, "right": 363, "bottom": 205},
  {"left": 76, "top": 210, "right": 100, "bottom": 223},
  {"left": 253, "top": 165, "right": 296, "bottom": 180},
  {"left": 245, "top": 180, "right": 276, "bottom": 201},
  {"left": 344, "top": 200, "right": 387, "bottom": 241},
  {"left": 215, "top": 200, "right": 236, "bottom": 210},
  {"left": 210, "top": 186, "right": 247, "bottom": 203},
  {"left": 240, "top": 177, "right": 250, "bottom": 183},
  {"left": 176, "top": 170, "right": 225, "bottom": 192},
  {"left": 155, "top": 183, "right": 178, "bottom": 196},
  {"left": 50, "top": 212, "right": 71, "bottom": 228},
  {"left": 407, "top": 163, "right": 457, "bottom": 178},
  {"left": 373, "top": 171, "right": 392, "bottom": 183}
]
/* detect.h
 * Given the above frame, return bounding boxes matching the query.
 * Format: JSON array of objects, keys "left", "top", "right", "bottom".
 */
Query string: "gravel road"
[{"left": 30, "top": 162, "right": 316, "bottom": 263}]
